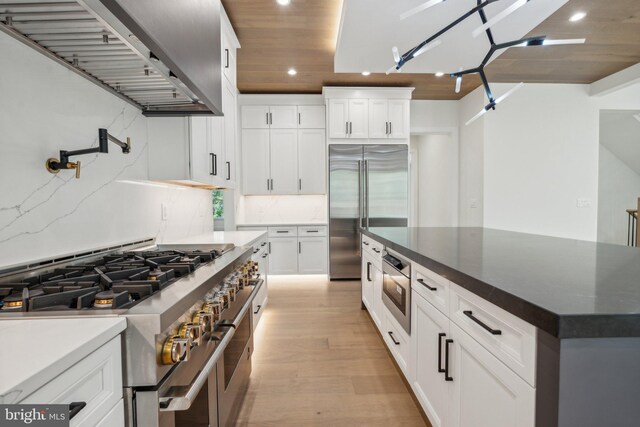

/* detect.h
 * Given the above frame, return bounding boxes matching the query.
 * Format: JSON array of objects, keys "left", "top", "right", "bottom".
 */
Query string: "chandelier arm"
[{"left": 476, "top": 0, "right": 496, "bottom": 46}]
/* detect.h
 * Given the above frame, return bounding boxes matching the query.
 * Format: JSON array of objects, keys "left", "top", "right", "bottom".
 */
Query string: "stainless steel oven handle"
[{"left": 158, "top": 279, "right": 264, "bottom": 412}]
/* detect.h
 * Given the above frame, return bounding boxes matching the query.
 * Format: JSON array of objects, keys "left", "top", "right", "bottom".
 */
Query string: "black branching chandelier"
[{"left": 388, "top": 0, "right": 585, "bottom": 124}]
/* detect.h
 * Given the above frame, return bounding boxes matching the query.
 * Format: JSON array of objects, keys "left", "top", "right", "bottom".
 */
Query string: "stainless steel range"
[{"left": 0, "top": 239, "right": 263, "bottom": 427}]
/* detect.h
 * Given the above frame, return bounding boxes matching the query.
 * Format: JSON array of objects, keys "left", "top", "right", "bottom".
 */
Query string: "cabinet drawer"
[
  {"left": 361, "top": 234, "right": 383, "bottom": 258},
  {"left": 237, "top": 226, "right": 268, "bottom": 232},
  {"left": 95, "top": 399, "right": 124, "bottom": 427},
  {"left": 22, "top": 337, "right": 123, "bottom": 427},
  {"left": 449, "top": 283, "right": 537, "bottom": 387},
  {"left": 268, "top": 226, "right": 298, "bottom": 237},
  {"left": 412, "top": 263, "right": 449, "bottom": 316},
  {"left": 383, "top": 311, "right": 410, "bottom": 375},
  {"left": 298, "top": 225, "right": 327, "bottom": 236}
]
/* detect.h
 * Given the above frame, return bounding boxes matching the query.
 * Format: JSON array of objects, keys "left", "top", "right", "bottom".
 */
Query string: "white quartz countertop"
[
  {"left": 162, "top": 230, "right": 267, "bottom": 247},
  {"left": 0, "top": 316, "right": 126, "bottom": 404}
]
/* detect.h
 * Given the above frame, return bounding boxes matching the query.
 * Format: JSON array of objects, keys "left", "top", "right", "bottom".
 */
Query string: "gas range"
[
  {"left": 0, "top": 240, "right": 264, "bottom": 427},
  {"left": 0, "top": 246, "right": 228, "bottom": 312}
]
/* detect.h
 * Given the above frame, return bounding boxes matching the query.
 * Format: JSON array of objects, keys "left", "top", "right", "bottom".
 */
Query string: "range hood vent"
[{"left": 0, "top": 0, "right": 220, "bottom": 116}]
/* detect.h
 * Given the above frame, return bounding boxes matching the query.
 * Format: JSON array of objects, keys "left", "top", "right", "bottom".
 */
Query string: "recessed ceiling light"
[
  {"left": 361, "top": 71, "right": 371, "bottom": 76},
  {"left": 288, "top": 68, "right": 297, "bottom": 76},
  {"left": 435, "top": 72, "right": 444, "bottom": 77},
  {"left": 276, "top": 0, "right": 291, "bottom": 5},
  {"left": 569, "top": 11, "right": 587, "bottom": 22}
]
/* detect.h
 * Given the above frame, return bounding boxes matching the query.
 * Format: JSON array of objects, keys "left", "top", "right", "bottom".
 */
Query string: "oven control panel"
[{"left": 159, "top": 260, "right": 259, "bottom": 365}]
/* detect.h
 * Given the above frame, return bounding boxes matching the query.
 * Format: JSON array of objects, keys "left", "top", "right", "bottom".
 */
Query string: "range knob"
[
  {"left": 192, "top": 311, "right": 214, "bottom": 334},
  {"left": 161, "top": 335, "right": 190, "bottom": 365},
  {"left": 202, "top": 301, "right": 221, "bottom": 321},
  {"left": 179, "top": 322, "right": 202, "bottom": 346}
]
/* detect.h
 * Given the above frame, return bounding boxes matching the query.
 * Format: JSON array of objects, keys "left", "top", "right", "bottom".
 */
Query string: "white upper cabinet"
[
  {"left": 369, "top": 99, "right": 410, "bottom": 139},
  {"left": 369, "top": 99, "right": 389, "bottom": 139},
  {"left": 328, "top": 98, "right": 369, "bottom": 139},
  {"left": 222, "top": 81, "right": 237, "bottom": 184},
  {"left": 189, "top": 117, "right": 214, "bottom": 184},
  {"left": 324, "top": 87, "right": 413, "bottom": 143},
  {"left": 388, "top": 99, "right": 410, "bottom": 139},
  {"left": 270, "top": 106, "right": 298, "bottom": 128},
  {"left": 242, "top": 129, "right": 270, "bottom": 195},
  {"left": 242, "top": 106, "right": 270, "bottom": 129},
  {"left": 298, "top": 129, "right": 326, "bottom": 194},
  {"left": 348, "top": 99, "right": 369, "bottom": 138},
  {"left": 328, "top": 99, "right": 349, "bottom": 138},
  {"left": 241, "top": 102, "right": 326, "bottom": 195},
  {"left": 221, "top": 6, "right": 239, "bottom": 87},
  {"left": 270, "top": 129, "right": 299, "bottom": 194},
  {"left": 298, "top": 105, "right": 326, "bottom": 128}
]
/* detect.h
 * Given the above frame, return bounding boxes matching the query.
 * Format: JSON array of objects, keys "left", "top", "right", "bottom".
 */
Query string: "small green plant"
[{"left": 213, "top": 190, "right": 224, "bottom": 218}]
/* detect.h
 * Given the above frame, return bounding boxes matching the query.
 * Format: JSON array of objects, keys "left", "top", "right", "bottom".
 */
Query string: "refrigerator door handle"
[
  {"left": 364, "top": 159, "right": 369, "bottom": 228},
  {"left": 357, "top": 160, "right": 363, "bottom": 228}
]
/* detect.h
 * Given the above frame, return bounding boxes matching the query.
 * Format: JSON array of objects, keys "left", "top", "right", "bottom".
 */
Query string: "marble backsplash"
[
  {"left": 0, "top": 31, "right": 212, "bottom": 269},
  {"left": 235, "top": 195, "right": 327, "bottom": 225}
]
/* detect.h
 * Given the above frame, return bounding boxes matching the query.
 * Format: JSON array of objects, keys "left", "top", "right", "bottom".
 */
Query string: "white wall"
[
  {"left": 597, "top": 146, "right": 640, "bottom": 245},
  {"left": 0, "top": 33, "right": 213, "bottom": 269},
  {"left": 411, "top": 133, "right": 458, "bottom": 226},
  {"left": 411, "top": 100, "right": 459, "bottom": 131},
  {"left": 458, "top": 88, "right": 486, "bottom": 227},
  {"left": 458, "top": 82, "right": 640, "bottom": 241}
]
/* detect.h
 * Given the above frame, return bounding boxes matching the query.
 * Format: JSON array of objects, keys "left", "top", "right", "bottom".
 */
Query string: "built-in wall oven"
[{"left": 381, "top": 249, "right": 412, "bottom": 334}]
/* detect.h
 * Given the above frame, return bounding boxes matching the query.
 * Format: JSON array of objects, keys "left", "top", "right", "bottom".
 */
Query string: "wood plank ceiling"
[{"left": 221, "top": 0, "right": 640, "bottom": 100}]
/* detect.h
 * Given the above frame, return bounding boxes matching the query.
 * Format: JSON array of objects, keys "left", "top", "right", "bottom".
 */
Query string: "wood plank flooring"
[{"left": 237, "top": 275, "right": 429, "bottom": 427}]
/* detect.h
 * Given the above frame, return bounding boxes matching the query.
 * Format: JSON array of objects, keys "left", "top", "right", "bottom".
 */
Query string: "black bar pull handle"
[
  {"left": 363, "top": 241, "right": 369, "bottom": 246},
  {"left": 438, "top": 333, "right": 446, "bottom": 373},
  {"left": 388, "top": 331, "right": 400, "bottom": 345},
  {"left": 225, "top": 48, "right": 229, "bottom": 68},
  {"left": 226, "top": 161, "right": 231, "bottom": 180},
  {"left": 254, "top": 305, "right": 262, "bottom": 315},
  {"left": 69, "top": 402, "right": 86, "bottom": 420},
  {"left": 367, "top": 262, "right": 372, "bottom": 282},
  {"left": 463, "top": 310, "right": 502, "bottom": 335},
  {"left": 209, "top": 153, "right": 215, "bottom": 175},
  {"left": 418, "top": 278, "right": 437, "bottom": 292},
  {"left": 444, "top": 339, "right": 453, "bottom": 381}
]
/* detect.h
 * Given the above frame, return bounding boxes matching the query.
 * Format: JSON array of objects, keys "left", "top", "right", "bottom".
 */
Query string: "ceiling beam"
[{"left": 590, "top": 63, "right": 640, "bottom": 97}]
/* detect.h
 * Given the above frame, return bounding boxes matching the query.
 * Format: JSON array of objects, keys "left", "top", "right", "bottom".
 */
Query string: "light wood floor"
[{"left": 237, "top": 275, "right": 429, "bottom": 427}]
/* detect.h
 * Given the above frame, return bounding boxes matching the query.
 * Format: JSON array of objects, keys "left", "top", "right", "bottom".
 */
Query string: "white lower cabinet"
[
  {"left": 449, "top": 322, "right": 535, "bottom": 427},
  {"left": 22, "top": 337, "right": 123, "bottom": 426},
  {"left": 412, "top": 291, "right": 451, "bottom": 427},
  {"left": 362, "top": 236, "right": 536, "bottom": 427},
  {"left": 268, "top": 237, "right": 298, "bottom": 274},
  {"left": 298, "top": 236, "right": 327, "bottom": 274}
]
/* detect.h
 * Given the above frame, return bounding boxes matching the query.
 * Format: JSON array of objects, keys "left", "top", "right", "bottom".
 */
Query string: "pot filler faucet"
[{"left": 46, "top": 128, "right": 131, "bottom": 178}]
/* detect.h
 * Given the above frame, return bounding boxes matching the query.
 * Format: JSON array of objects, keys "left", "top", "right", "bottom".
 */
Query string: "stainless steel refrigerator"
[{"left": 328, "top": 144, "right": 409, "bottom": 279}]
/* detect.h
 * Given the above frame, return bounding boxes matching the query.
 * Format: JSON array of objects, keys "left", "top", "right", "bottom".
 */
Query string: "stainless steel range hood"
[{"left": 0, "top": 0, "right": 223, "bottom": 116}]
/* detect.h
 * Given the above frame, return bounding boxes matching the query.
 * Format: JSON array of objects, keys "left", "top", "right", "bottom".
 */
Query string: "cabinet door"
[
  {"left": 222, "top": 42, "right": 236, "bottom": 87},
  {"left": 368, "top": 99, "right": 389, "bottom": 139},
  {"left": 222, "top": 81, "right": 236, "bottom": 184},
  {"left": 371, "top": 264, "right": 383, "bottom": 329},
  {"left": 449, "top": 323, "right": 535, "bottom": 427},
  {"left": 328, "top": 99, "right": 349, "bottom": 138},
  {"left": 270, "top": 129, "right": 298, "bottom": 194},
  {"left": 361, "top": 253, "right": 375, "bottom": 309},
  {"left": 388, "top": 99, "right": 410, "bottom": 139},
  {"left": 298, "top": 236, "right": 327, "bottom": 274},
  {"left": 189, "top": 117, "right": 213, "bottom": 184},
  {"left": 412, "top": 292, "right": 450, "bottom": 427},
  {"left": 348, "top": 99, "right": 369, "bottom": 139},
  {"left": 241, "top": 106, "right": 270, "bottom": 129},
  {"left": 268, "top": 237, "right": 298, "bottom": 274},
  {"left": 242, "top": 129, "right": 270, "bottom": 195},
  {"left": 297, "top": 129, "right": 326, "bottom": 194},
  {"left": 270, "top": 106, "right": 298, "bottom": 128},
  {"left": 209, "top": 117, "right": 225, "bottom": 186},
  {"left": 298, "top": 105, "right": 326, "bottom": 129}
]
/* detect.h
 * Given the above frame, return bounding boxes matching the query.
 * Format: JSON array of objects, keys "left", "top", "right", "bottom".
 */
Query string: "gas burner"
[{"left": 93, "top": 289, "right": 131, "bottom": 309}]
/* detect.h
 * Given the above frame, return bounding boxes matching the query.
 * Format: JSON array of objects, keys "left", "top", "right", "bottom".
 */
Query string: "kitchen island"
[{"left": 360, "top": 227, "right": 640, "bottom": 427}]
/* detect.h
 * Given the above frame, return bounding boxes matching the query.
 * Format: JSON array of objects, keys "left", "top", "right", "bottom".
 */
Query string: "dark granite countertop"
[{"left": 361, "top": 227, "right": 640, "bottom": 339}]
